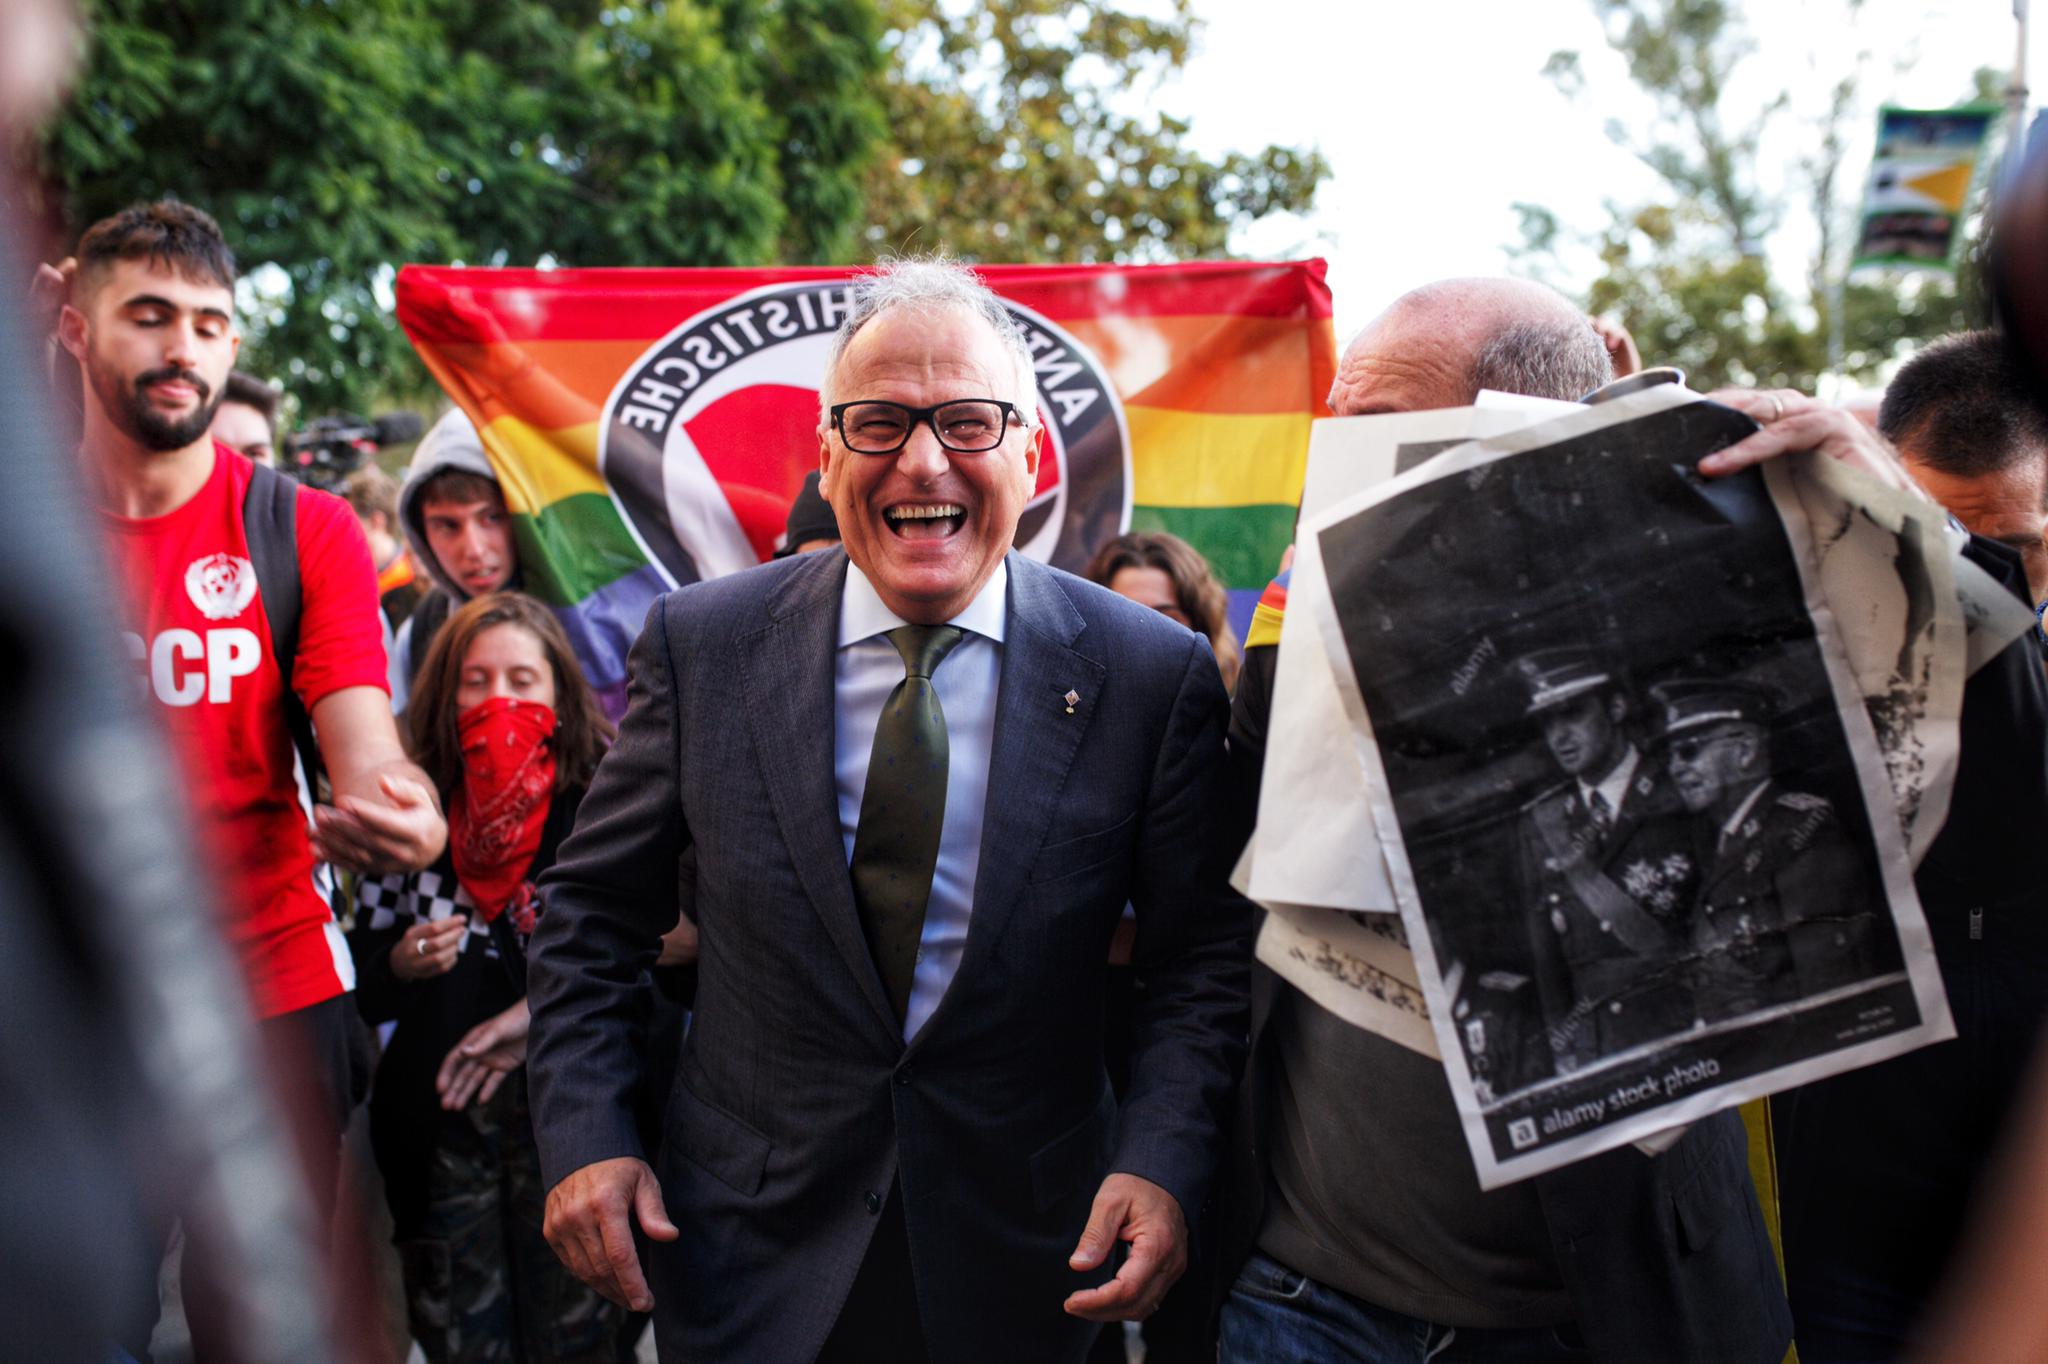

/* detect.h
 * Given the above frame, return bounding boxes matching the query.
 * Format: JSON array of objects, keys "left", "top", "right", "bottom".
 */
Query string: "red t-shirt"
[{"left": 102, "top": 445, "right": 390, "bottom": 1017}]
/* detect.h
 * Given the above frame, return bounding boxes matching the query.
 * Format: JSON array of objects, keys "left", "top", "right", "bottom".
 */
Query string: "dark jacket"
[{"left": 1773, "top": 534, "right": 2048, "bottom": 1350}]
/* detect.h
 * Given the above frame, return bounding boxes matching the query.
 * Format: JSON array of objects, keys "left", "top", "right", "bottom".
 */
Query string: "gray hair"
[
  {"left": 819, "top": 257, "right": 1038, "bottom": 429},
  {"left": 1471, "top": 318, "right": 1613, "bottom": 403}
]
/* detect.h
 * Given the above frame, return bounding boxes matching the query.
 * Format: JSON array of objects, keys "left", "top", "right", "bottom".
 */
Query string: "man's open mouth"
[{"left": 884, "top": 503, "right": 966, "bottom": 539}]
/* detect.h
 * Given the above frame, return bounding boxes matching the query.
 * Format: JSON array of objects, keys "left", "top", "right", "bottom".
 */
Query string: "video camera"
[{"left": 283, "top": 412, "right": 425, "bottom": 490}]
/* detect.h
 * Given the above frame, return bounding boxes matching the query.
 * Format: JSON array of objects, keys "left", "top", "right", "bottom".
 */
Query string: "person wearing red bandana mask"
[{"left": 348, "top": 593, "right": 627, "bottom": 1362}]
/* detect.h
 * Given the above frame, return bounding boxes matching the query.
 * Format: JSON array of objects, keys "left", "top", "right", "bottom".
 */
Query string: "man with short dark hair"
[
  {"left": 55, "top": 196, "right": 446, "bottom": 1355},
  {"left": 1768, "top": 340, "right": 2048, "bottom": 1362},
  {"left": 1219, "top": 277, "right": 1792, "bottom": 1364},
  {"left": 212, "top": 368, "right": 280, "bottom": 466},
  {"left": 1879, "top": 329, "right": 2048, "bottom": 604},
  {"left": 526, "top": 257, "right": 1250, "bottom": 1362}
]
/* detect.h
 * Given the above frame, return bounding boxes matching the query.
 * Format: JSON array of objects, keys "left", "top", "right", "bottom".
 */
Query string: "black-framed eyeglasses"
[{"left": 830, "top": 399, "right": 1023, "bottom": 455}]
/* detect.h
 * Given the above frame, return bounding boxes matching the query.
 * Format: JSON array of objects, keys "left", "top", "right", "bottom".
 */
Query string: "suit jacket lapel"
[
  {"left": 927, "top": 556, "right": 1105, "bottom": 1035},
  {"left": 738, "top": 552, "right": 901, "bottom": 1040}
]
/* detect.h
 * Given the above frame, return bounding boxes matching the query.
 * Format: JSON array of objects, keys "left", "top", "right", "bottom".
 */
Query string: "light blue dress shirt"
[{"left": 835, "top": 559, "right": 1007, "bottom": 1040}]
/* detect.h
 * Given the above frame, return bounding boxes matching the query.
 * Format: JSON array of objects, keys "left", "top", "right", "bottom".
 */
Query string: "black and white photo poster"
[{"left": 1302, "top": 388, "right": 1953, "bottom": 1187}]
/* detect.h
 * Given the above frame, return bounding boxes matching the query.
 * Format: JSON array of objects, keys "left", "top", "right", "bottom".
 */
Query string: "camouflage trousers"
[{"left": 397, "top": 1072, "right": 630, "bottom": 1363}]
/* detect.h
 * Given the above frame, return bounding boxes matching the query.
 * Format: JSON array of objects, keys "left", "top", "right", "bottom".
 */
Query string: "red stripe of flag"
[{"left": 398, "top": 260, "right": 1331, "bottom": 346}]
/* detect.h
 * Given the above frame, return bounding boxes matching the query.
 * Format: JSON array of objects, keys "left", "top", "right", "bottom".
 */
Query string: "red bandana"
[{"left": 449, "top": 696, "right": 557, "bottom": 927}]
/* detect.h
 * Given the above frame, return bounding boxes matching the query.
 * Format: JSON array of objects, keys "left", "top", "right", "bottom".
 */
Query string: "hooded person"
[
  {"left": 390, "top": 409, "right": 521, "bottom": 712},
  {"left": 774, "top": 469, "right": 841, "bottom": 557}
]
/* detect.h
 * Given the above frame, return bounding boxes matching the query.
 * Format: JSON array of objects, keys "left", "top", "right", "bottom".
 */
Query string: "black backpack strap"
[
  {"left": 240, "top": 462, "right": 320, "bottom": 791},
  {"left": 406, "top": 588, "right": 453, "bottom": 691}
]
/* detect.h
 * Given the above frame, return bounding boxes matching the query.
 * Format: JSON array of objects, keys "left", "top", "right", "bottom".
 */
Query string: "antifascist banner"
[
  {"left": 397, "top": 262, "right": 1335, "bottom": 713},
  {"left": 1852, "top": 105, "right": 1999, "bottom": 270}
]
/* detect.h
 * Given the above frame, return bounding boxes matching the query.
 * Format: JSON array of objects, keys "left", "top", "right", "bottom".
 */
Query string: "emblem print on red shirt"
[{"left": 185, "top": 552, "right": 258, "bottom": 620}]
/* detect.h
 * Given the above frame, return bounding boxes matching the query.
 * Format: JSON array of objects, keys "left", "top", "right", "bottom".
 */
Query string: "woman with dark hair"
[
  {"left": 1084, "top": 530, "right": 1241, "bottom": 691},
  {"left": 350, "top": 592, "right": 628, "bottom": 1362}
]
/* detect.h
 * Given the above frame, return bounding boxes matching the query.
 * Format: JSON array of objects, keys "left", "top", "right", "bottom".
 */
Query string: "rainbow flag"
[{"left": 397, "top": 262, "right": 1334, "bottom": 713}]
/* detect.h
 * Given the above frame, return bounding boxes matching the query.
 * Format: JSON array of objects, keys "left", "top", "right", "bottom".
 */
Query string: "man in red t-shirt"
[{"left": 55, "top": 199, "right": 447, "bottom": 1354}]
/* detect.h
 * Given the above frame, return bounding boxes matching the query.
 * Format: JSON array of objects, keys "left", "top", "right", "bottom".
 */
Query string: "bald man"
[{"left": 1216, "top": 278, "right": 1792, "bottom": 1364}]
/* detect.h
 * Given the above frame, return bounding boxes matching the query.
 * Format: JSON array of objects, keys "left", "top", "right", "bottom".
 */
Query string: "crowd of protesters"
[{"left": 16, "top": 175, "right": 2048, "bottom": 1364}]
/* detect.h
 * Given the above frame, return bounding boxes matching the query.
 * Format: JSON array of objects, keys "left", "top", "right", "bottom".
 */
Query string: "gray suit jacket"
[{"left": 526, "top": 549, "right": 1252, "bottom": 1363}]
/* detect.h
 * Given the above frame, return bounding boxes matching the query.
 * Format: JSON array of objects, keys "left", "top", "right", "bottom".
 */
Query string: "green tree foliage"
[
  {"left": 1517, "top": 0, "right": 1992, "bottom": 391},
  {"left": 34, "top": 0, "right": 885, "bottom": 413},
  {"left": 861, "top": 0, "right": 1327, "bottom": 262},
  {"left": 34, "top": 0, "right": 1323, "bottom": 416}
]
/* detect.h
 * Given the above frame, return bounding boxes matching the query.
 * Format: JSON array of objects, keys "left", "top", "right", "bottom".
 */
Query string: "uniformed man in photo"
[
  {"left": 1652, "top": 677, "right": 1878, "bottom": 1024},
  {"left": 1514, "top": 648, "right": 1700, "bottom": 1073}
]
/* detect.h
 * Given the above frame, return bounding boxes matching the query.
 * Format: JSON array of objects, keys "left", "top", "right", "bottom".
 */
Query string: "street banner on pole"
[
  {"left": 398, "top": 261, "right": 1334, "bottom": 714},
  {"left": 1852, "top": 105, "right": 2000, "bottom": 270}
]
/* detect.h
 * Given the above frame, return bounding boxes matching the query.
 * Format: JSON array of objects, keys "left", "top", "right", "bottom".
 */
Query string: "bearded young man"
[{"left": 55, "top": 199, "right": 446, "bottom": 1356}]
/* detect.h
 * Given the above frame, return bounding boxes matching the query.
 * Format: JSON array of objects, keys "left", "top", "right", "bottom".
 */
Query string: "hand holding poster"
[
  {"left": 1300, "top": 385, "right": 1954, "bottom": 1187},
  {"left": 1246, "top": 390, "right": 2006, "bottom": 1075}
]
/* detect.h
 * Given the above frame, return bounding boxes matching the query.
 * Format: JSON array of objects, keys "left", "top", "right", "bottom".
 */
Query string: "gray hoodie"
[
  {"left": 397, "top": 407, "right": 503, "bottom": 601},
  {"left": 389, "top": 408, "right": 511, "bottom": 709}
]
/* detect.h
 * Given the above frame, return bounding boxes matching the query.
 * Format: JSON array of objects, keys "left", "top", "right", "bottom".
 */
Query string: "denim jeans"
[{"left": 1218, "top": 1250, "right": 1590, "bottom": 1364}]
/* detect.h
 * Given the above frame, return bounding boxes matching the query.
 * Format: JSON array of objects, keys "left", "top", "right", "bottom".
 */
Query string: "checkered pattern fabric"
[{"left": 359, "top": 869, "right": 502, "bottom": 960}]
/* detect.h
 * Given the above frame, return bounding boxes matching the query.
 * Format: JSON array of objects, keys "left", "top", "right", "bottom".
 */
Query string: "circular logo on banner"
[{"left": 597, "top": 280, "right": 1131, "bottom": 589}]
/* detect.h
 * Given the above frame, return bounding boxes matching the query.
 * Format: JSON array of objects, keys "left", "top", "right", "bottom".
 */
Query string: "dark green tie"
[{"left": 851, "top": 624, "right": 964, "bottom": 1023}]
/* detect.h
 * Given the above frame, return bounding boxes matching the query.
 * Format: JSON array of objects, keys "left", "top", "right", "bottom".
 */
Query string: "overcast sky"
[{"left": 1166, "top": 0, "right": 2042, "bottom": 345}]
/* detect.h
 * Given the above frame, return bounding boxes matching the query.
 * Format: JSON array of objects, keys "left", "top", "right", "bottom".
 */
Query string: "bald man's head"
[{"left": 1329, "top": 277, "right": 1610, "bottom": 416}]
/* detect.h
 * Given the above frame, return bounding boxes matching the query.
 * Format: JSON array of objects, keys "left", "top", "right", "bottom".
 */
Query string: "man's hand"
[
  {"left": 1698, "top": 388, "right": 1929, "bottom": 502},
  {"left": 543, "top": 1157, "right": 678, "bottom": 1312},
  {"left": 1063, "top": 1172, "right": 1188, "bottom": 1321},
  {"left": 310, "top": 772, "right": 446, "bottom": 875},
  {"left": 656, "top": 912, "right": 699, "bottom": 968},
  {"left": 436, "top": 997, "right": 529, "bottom": 1111},
  {"left": 309, "top": 687, "right": 448, "bottom": 873},
  {"left": 1590, "top": 314, "right": 1641, "bottom": 379},
  {"left": 391, "top": 914, "right": 467, "bottom": 982}
]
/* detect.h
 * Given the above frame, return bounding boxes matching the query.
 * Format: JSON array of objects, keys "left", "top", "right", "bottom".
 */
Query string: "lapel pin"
[{"left": 1063, "top": 688, "right": 1080, "bottom": 714}]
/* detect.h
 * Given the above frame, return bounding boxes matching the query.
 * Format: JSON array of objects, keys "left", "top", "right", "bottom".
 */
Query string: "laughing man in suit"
[{"left": 523, "top": 258, "right": 1252, "bottom": 1363}]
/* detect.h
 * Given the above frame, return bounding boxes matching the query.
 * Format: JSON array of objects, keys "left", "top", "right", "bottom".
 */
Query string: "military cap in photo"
[
  {"left": 1512, "top": 646, "right": 1617, "bottom": 715},
  {"left": 1647, "top": 676, "right": 1775, "bottom": 740}
]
